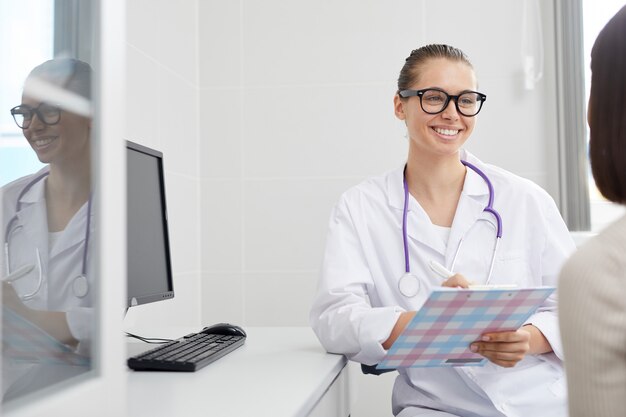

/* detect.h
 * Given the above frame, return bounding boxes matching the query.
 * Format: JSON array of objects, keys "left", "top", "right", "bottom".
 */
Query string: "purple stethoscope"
[
  {"left": 398, "top": 160, "right": 503, "bottom": 298},
  {"left": 3, "top": 171, "right": 92, "bottom": 300}
]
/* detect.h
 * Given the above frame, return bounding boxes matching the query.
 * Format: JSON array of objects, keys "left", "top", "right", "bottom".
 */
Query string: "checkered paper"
[{"left": 378, "top": 287, "right": 555, "bottom": 368}]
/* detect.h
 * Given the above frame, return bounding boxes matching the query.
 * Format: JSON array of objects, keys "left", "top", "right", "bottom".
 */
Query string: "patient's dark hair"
[
  {"left": 397, "top": 44, "right": 473, "bottom": 93},
  {"left": 588, "top": 5, "right": 626, "bottom": 204}
]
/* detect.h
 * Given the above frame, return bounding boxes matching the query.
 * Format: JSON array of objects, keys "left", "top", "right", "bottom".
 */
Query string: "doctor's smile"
[
  {"left": 431, "top": 126, "right": 462, "bottom": 140},
  {"left": 29, "top": 136, "right": 59, "bottom": 149},
  {"left": 432, "top": 127, "right": 460, "bottom": 137}
]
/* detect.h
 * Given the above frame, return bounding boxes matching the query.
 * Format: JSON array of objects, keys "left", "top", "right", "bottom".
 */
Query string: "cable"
[{"left": 125, "top": 331, "right": 173, "bottom": 344}]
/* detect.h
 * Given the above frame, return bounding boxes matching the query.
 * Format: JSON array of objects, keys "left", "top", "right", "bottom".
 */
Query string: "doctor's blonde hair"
[
  {"left": 26, "top": 58, "right": 92, "bottom": 100},
  {"left": 397, "top": 44, "right": 473, "bottom": 93}
]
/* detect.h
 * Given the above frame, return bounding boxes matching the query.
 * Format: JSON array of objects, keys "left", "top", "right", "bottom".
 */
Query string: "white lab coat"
[
  {"left": 1, "top": 167, "right": 93, "bottom": 342},
  {"left": 310, "top": 150, "right": 575, "bottom": 417},
  {"left": 1, "top": 167, "right": 93, "bottom": 400}
]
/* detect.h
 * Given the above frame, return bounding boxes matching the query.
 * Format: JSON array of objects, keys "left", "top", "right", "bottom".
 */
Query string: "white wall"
[
  {"left": 124, "top": 1, "right": 561, "bottom": 416},
  {"left": 197, "top": 0, "right": 410, "bottom": 328},
  {"left": 123, "top": 0, "right": 202, "bottom": 329},
  {"left": 197, "top": 0, "right": 560, "bottom": 326}
]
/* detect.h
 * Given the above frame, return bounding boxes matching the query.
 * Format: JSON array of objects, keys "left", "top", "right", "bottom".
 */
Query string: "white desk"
[{"left": 126, "top": 327, "right": 350, "bottom": 417}]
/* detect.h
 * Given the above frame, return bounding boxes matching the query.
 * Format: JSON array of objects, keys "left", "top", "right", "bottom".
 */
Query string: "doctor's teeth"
[
  {"left": 34, "top": 138, "right": 54, "bottom": 146},
  {"left": 434, "top": 128, "right": 459, "bottom": 136}
]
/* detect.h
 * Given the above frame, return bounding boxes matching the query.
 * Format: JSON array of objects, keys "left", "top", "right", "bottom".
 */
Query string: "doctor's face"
[
  {"left": 20, "top": 95, "right": 91, "bottom": 166},
  {"left": 394, "top": 58, "right": 478, "bottom": 158}
]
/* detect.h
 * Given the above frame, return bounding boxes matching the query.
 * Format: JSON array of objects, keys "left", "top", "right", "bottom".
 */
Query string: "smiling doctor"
[
  {"left": 2, "top": 58, "right": 93, "bottom": 349},
  {"left": 310, "top": 44, "right": 576, "bottom": 417},
  {"left": 1, "top": 58, "right": 94, "bottom": 400}
]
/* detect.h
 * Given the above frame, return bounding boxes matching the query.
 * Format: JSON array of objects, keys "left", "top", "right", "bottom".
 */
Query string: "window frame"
[
  {"left": 2, "top": 0, "right": 127, "bottom": 415},
  {"left": 554, "top": 0, "right": 591, "bottom": 231}
]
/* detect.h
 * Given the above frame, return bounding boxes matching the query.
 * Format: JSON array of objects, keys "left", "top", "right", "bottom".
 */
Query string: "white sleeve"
[
  {"left": 309, "top": 196, "right": 403, "bottom": 365},
  {"left": 66, "top": 307, "right": 92, "bottom": 355},
  {"left": 523, "top": 193, "right": 576, "bottom": 359}
]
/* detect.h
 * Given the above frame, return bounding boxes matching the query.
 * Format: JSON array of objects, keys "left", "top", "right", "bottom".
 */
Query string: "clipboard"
[{"left": 377, "top": 286, "right": 555, "bottom": 369}]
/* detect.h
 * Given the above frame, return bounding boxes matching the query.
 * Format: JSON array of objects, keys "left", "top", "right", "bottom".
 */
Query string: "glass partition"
[{"left": 1, "top": 0, "right": 97, "bottom": 406}]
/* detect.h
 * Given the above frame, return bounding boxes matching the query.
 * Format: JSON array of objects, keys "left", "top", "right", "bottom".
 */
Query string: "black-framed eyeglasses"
[
  {"left": 398, "top": 88, "right": 487, "bottom": 117},
  {"left": 10, "top": 103, "right": 62, "bottom": 129}
]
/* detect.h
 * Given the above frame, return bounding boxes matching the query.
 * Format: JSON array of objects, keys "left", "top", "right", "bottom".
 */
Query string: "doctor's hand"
[
  {"left": 469, "top": 328, "right": 531, "bottom": 368},
  {"left": 441, "top": 273, "right": 471, "bottom": 289},
  {"left": 382, "top": 311, "right": 416, "bottom": 350},
  {"left": 2, "top": 281, "right": 78, "bottom": 347}
]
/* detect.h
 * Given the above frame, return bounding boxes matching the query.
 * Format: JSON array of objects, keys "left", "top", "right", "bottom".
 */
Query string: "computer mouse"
[{"left": 201, "top": 322, "right": 247, "bottom": 337}]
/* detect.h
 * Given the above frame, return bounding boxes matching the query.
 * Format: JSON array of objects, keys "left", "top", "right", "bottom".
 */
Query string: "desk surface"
[{"left": 126, "top": 326, "right": 347, "bottom": 417}]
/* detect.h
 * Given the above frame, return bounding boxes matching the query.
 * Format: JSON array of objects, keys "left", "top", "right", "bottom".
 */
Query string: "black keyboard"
[{"left": 128, "top": 331, "right": 246, "bottom": 372}]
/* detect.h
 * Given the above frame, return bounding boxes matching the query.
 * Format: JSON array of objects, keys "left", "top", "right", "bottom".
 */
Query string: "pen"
[
  {"left": 3, "top": 264, "right": 35, "bottom": 283},
  {"left": 429, "top": 260, "right": 454, "bottom": 280},
  {"left": 428, "top": 260, "right": 517, "bottom": 289}
]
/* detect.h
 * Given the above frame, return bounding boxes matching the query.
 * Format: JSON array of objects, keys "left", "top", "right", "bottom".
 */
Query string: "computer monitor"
[{"left": 126, "top": 140, "right": 174, "bottom": 307}]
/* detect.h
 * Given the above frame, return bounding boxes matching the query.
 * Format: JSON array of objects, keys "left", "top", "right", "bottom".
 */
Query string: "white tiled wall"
[
  {"left": 124, "top": 0, "right": 201, "bottom": 329},
  {"left": 197, "top": 0, "right": 560, "bottom": 325}
]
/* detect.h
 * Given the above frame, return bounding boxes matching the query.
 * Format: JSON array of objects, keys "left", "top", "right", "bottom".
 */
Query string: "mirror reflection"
[{"left": 1, "top": 1, "right": 95, "bottom": 403}]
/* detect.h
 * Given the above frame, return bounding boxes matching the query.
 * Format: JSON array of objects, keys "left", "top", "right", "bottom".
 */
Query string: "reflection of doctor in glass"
[{"left": 1, "top": 58, "right": 93, "bottom": 348}]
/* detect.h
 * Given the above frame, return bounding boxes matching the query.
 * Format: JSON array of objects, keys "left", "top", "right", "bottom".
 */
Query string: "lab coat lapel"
[
  {"left": 387, "top": 166, "right": 446, "bottom": 256},
  {"left": 445, "top": 166, "right": 490, "bottom": 267},
  {"left": 49, "top": 201, "right": 89, "bottom": 260},
  {"left": 406, "top": 198, "right": 447, "bottom": 255}
]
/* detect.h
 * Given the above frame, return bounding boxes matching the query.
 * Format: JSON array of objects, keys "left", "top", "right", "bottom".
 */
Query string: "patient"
[{"left": 558, "top": 5, "right": 626, "bottom": 417}]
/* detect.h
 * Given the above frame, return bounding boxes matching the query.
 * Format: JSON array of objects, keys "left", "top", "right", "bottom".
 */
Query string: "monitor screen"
[{"left": 126, "top": 140, "right": 174, "bottom": 307}]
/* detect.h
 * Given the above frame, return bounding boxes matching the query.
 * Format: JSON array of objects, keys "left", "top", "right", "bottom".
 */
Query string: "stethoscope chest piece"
[
  {"left": 72, "top": 274, "right": 89, "bottom": 298},
  {"left": 398, "top": 273, "right": 420, "bottom": 298}
]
